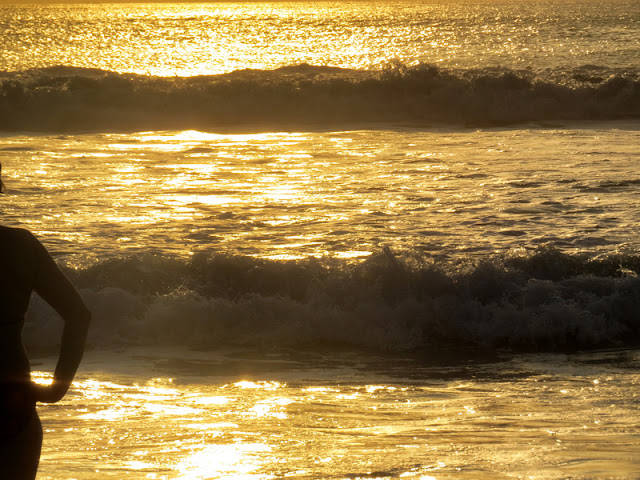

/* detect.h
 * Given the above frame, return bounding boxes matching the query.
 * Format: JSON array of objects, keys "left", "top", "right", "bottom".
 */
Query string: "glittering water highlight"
[
  {"left": 2, "top": 1, "right": 638, "bottom": 76},
  {"left": 32, "top": 348, "right": 640, "bottom": 480}
]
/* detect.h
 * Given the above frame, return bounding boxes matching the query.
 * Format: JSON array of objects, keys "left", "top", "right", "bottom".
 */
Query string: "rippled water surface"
[
  {"left": 2, "top": 125, "right": 640, "bottom": 262},
  {"left": 32, "top": 348, "right": 640, "bottom": 480},
  {"left": 2, "top": 1, "right": 639, "bottom": 76}
]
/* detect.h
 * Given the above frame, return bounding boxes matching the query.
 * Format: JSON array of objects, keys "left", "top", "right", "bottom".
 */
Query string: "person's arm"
[{"left": 29, "top": 233, "right": 91, "bottom": 404}]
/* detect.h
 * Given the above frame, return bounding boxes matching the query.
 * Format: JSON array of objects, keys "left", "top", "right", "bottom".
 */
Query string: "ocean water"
[
  {"left": 1, "top": 1, "right": 640, "bottom": 478},
  {"left": 31, "top": 347, "right": 640, "bottom": 480}
]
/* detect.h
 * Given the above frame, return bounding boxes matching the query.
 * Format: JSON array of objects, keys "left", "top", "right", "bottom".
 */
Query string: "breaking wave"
[
  {"left": 2, "top": 63, "right": 640, "bottom": 132},
  {"left": 24, "top": 248, "right": 640, "bottom": 354}
]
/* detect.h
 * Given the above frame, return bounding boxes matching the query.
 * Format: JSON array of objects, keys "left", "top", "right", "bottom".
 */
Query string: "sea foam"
[
  {"left": 23, "top": 248, "right": 640, "bottom": 354},
  {"left": 2, "top": 63, "right": 639, "bottom": 132}
]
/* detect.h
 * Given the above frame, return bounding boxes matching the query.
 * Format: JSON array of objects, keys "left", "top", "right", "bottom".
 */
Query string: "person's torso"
[{"left": 0, "top": 225, "right": 37, "bottom": 381}]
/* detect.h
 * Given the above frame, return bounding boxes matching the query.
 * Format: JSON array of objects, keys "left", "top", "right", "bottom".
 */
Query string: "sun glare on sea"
[{"left": 175, "top": 443, "right": 271, "bottom": 480}]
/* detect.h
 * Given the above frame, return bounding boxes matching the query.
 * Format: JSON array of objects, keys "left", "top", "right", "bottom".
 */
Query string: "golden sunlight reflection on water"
[
  {"left": 7, "top": 1, "right": 633, "bottom": 76},
  {"left": 5, "top": 127, "right": 640, "bottom": 262},
  {"left": 31, "top": 347, "right": 640, "bottom": 480},
  {"left": 175, "top": 443, "right": 272, "bottom": 480},
  {"left": 37, "top": 371, "right": 449, "bottom": 479}
]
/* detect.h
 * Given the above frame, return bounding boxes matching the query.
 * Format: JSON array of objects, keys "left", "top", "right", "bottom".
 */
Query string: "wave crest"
[
  {"left": 23, "top": 248, "right": 640, "bottom": 353},
  {"left": 2, "top": 63, "right": 639, "bottom": 131}
]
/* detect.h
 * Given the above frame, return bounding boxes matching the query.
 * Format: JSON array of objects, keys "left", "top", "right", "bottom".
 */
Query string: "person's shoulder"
[
  {"left": 0, "top": 225, "right": 36, "bottom": 242},
  {"left": 0, "top": 226, "right": 42, "bottom": 257},
  {"left": 0, "top": 226, "right": 50, "bottom": 270}
]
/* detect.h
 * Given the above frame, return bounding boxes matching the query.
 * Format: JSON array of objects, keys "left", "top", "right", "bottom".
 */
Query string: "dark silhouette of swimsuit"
[{"left": 0, "top": 381, "right": 33, "bottom": 441}]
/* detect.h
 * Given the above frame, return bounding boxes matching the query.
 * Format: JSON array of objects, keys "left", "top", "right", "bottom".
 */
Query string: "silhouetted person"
[{"left": 0, "top": 165, "right": 91, "bottom": 479}]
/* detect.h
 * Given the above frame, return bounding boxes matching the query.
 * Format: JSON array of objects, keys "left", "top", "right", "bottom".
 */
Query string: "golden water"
[{"left": 33, "top": 348, "right": 640, "bottom": 479}]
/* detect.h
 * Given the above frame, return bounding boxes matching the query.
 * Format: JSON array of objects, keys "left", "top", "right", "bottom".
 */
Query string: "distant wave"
[
  {"left": 1, "top": 63, "right": 639, "bottom": 131},
  {"left": 24, "top": 248, "right": 640, "bottom": 354}
]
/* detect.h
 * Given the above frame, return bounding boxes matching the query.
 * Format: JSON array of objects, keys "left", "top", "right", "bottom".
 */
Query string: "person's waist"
[
  {"left": 0, "top": 348, "right": 31, "bottom": 380},
  {"left": 0, "top": 324, "right": 24, "bottom": 349}
]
